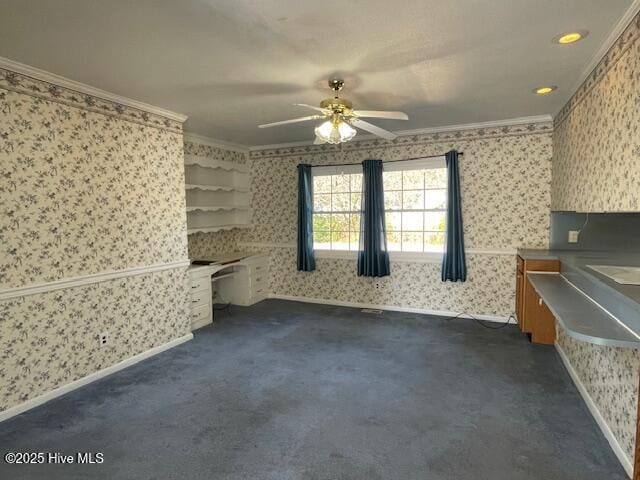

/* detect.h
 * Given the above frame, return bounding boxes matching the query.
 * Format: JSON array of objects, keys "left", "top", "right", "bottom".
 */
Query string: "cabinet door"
[
  {"left": 523, "top": 278, "right": 557, "bottom": 345},
  {"left": 516, "top": 270, "right": 524, "bottom": 329},
  {"left": 531, "top": 297, "right": 556, "bottom": 345},
  {"left": 522, "top": 278, "right": 539, "bottom": 333}
]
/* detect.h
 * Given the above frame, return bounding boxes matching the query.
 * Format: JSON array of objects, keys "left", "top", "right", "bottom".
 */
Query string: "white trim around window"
[{"left": 315, "top": 249, "right": 444, "bottom": 263}]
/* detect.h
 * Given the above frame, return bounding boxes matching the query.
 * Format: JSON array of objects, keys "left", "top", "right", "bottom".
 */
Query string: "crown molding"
[
  {"left": 560, "top": 0, "right": 640, "bottom": 117},
  {"left": 0, "top": 56, "right": 188, "bottom": 123},
  {"left": 183, "top": 132, "right": 249, "bottom": 153},
  {"left": 392, "top": 115, "right": 553, "bottom": 137},
  {"left": 249, "top": 115, "right": 553, "bottom": 152}
]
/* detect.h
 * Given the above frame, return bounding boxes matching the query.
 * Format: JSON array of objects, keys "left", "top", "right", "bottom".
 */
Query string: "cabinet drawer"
[
  {"left": 190, "top": 288, "right": 210, "bottom": 308},
  {"left": 190, "top": 275, "right": 210, "bottom": 293},
  {"left": 191, "top": 304, "right": 211, "bottom": 323},
  {"left": 524, "top": 259, "right": 560, "bottom": 272}
]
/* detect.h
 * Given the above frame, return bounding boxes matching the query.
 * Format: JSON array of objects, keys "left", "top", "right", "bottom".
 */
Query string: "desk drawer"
[
  {"left": 191, "top": 304, "right": 211, "bottom": 324},
  {"left": 190, "top": 289, "right": 210, "bottom": 308},
  {"left": 251, "top": 274, "right": 267, "bottom": 291},
  {"left": 190, "top": 275, "right": 210, "bottom": 293},
  {"left": 252, "top": 284, "right": 267, "bottom": 297}
]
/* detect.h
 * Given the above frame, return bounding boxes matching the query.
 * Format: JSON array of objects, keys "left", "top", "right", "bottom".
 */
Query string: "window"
[
  {"left": 383, "top": 157, "right": 447, "bottom": 253},
  {"left": 312, "top": 165, "right": 362, "bottom": 251},
  {"left": 312, "top": 157, "right": 447, "bottom": 254}
]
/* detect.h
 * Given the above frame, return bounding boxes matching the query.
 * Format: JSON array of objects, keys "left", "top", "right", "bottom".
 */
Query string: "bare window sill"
[{"left": 314, "top": 249, "right": 443, "bottom": 263}]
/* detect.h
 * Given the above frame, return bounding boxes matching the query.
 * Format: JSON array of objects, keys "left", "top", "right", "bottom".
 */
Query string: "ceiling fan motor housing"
[{"left": 320, "top": 97, "right": 353, "bottom": 116}]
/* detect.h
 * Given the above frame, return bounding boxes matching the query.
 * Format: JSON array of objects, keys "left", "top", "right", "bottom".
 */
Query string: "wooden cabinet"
[
  {"left": 516, "top": 261, "right": 525, "bottom": 329},
  {"left": 515, "top": 255, "right": 559, "bottom": 345},
  {"left": 523, "top": 279, "right": 557, "bottom": 345}
]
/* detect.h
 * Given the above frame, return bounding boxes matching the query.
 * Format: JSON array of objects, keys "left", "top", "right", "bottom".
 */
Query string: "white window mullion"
[{"left": 313, "top": 160, "right": 446, "bottom": 254}]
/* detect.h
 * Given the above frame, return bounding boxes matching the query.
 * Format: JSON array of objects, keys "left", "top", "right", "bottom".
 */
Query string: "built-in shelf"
[
  {"left": 187, "top": 224, "right": 252, "bottom": 235},
  {"left": 185, "top": 184, "right": 248, "bottom": 193},
  {"left": 184, "top": 154, "right": 249, "bottom": 173},
  {"left": 186, "top": 206, "right": 249, "bottom": 212},
  {"left": 184, "top": 154, "right": 251, "bottom": 234}
]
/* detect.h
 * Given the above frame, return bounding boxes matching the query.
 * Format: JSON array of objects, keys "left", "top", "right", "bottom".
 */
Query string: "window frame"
[
  {"left": 311, "top": 157, "right": 447, "bottom": 263},
  {"left": 311, "top": 164, "right": 363, "bottom": 252}
]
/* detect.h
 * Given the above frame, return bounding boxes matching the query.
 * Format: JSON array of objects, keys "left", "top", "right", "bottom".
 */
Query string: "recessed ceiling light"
[
  {"left": 533, "top": 86, "right": 557, "bottom": 95},
  {"left": 554, "top": 30, "right": 589, "bottom": 44}
]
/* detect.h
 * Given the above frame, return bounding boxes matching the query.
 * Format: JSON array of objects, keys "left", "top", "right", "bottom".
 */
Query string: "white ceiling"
[{"left": 0, "top": 0, "right": 634, "bottom": 146}]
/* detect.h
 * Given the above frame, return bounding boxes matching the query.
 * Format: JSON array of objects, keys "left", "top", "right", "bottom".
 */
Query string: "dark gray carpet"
[{"left": 0, "top": 299, "right": 627, "bottom": 479}]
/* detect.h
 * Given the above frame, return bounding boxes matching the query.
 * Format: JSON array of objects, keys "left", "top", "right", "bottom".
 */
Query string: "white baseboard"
[
  {"left": 0, "top": 333, "right": 193, "bottom": 423},
  {"left": 555, "top": 342, "right": 632, "bottom": 477},
  {"left": 191, "top": 316, "right": 213, "bottom": 331},
  {"left": 268, "top": 293, "right": 515, "bottom": 324}
]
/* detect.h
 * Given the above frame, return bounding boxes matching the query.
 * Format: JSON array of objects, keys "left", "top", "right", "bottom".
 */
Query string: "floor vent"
[{"left": 361, "top": 308, "right": 383, "bottom": 314}]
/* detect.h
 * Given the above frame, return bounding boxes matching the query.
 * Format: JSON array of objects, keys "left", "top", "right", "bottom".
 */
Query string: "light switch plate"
[{"left": 568, "top": 230, "right": 579, "bottom": 243}]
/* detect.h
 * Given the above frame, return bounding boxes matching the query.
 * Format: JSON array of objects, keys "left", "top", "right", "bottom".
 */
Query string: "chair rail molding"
[
  {"left": 239, "top": 242, "right": 517, "bottom": 258},
  {"left": 0, "top": 260, "right": 191, "bottom": 301}
]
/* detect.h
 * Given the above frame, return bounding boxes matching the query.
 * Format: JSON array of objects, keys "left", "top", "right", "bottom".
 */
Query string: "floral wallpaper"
[
  {"left": 0, "top": 70, "right": 190, "bottom": 413},
  {"left": 0, "top": 268, "right": 190, "bottom": 411},
  {"left": 184, "top": 140, "right": 247, "bottom": 164},
  {"left": 243, "top": 124, "right": 553, "bottom": 317},
  {"left": 0, "top": 89, "right": 188, "bottom": 289},
  {"left": 184, "top": 140, "right": 249, "bottom": 258},
  {"left": 556, "top": 324, "right": 640, "bottom": 462},
  {"left": 552, "top": 12, "right": 640, "bottom": 212},
  {"left": 550, "top": 12, "right": 640, "bottom": 467},
  {"left": 247, "top": 129, "right": 553, "bottom": 252},
  {"left": 269, "top": 249, "right": 514, "bottom": 316}
]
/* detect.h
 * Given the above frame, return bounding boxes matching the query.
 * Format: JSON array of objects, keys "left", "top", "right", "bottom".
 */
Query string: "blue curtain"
[
  {"left": 358, "top": 160, "right": 390, "bottom": 277},
  {"left": 297, "top": 164, "right": 316, "bottom": 271},
  {"left": 442, "top": 150, "right": 466, "bottom": 282}
]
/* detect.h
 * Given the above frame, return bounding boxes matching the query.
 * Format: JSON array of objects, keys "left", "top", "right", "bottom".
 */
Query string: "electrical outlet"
[
  {"left": 568, "top": 230, "right": 579, "bottom": 243},
  {"left": 99, "top": 332, "right": 108, "bottom": 347}
]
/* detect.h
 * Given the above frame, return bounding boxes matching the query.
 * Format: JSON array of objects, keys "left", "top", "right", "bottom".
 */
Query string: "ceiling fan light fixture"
[
  {"left": 259, "top": 78, "right": 406, "bottom": 143},
  {"left": 314, "top": 119, "right": 357, "bottom": 144}
]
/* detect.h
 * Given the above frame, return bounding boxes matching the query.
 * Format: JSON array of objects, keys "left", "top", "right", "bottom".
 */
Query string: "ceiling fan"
[{"left": 258, "top": 78, "right": 409, "bottom": 144}]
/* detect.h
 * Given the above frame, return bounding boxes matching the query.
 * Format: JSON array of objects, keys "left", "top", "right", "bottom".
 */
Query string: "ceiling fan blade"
[
  {"left": 294, "top": 103, "right": 331, "bottom": 114},
  {"left": 352, "top": 110, "right": 408, "bottom": 120},
  {"left": 258, "top": 115, "right": 324, "bottom": 128},
  {"left": 348, "top": 118, "right": 397, "bottom": 140}
]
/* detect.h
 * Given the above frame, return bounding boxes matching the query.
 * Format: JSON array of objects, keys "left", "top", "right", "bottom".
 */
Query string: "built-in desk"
[
  {"left": 187, "top": 253, "right": 268, "bottom": 330},
  {"left": 528, "top": 273, "right": 640, "bottom": 349}
]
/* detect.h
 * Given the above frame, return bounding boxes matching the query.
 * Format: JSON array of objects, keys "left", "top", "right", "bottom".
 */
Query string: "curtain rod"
[{"left": 309, "top": 152, "right": 463, "bottom": 168}]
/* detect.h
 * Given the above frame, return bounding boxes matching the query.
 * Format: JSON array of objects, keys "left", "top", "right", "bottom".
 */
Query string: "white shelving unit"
[{"left": 184, "top": 154, "right": 250, "bottom": 234}]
